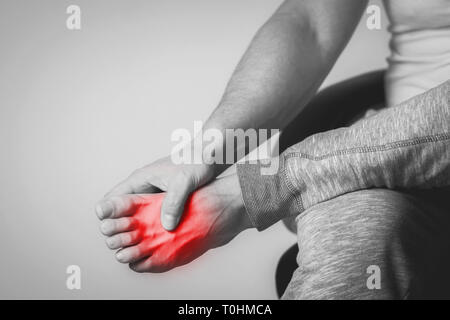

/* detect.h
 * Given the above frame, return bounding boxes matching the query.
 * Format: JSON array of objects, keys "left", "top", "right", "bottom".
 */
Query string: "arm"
[
  {"left": 97, "top": 81, "right": 449, "bottom": 272},
  {"left": 99, "top": 0, "right": 368, "bottom": 231},
  {"left": 97, "top": 81, "right": 448, "bottom": 272},
  {"left": 203, "top": 0, "right": 368, "bottom": 155},
  {"left": 238, "top": 80, "right": 450, "bottom": 230}
]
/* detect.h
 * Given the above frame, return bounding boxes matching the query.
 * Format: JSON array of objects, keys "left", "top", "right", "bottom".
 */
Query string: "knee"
[
  {"left": 288, "top": 189, "right": 421, "bottom": 299},
  {"left": 296, "top": 189, "right": 422, "bottom": 248}
]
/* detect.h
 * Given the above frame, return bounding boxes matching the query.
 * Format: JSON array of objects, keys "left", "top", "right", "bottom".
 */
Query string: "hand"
[
  {"left": 96, "top": 155, "right": 222, "bottom": 230},
  {"left": 96, "top": 173, "right": 251, "bottom": 272}
]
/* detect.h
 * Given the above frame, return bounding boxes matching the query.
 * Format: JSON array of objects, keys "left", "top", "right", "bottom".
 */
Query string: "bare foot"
[{"left": 95, "top": 174, "right": 251, "bottom": 272}]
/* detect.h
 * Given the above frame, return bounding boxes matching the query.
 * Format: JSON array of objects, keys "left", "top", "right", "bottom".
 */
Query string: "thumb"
[{"left": 161, "top": 171, "right": 197, "bottom": 231}]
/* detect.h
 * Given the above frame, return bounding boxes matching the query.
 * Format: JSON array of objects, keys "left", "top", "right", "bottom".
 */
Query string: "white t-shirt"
[{"left": 383, "top": 0, "right": 450, "bottom": 107}]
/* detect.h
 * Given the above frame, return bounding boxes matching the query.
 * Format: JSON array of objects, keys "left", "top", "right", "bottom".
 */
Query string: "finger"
[
  {"left": 115, "top": 242, "right": 150, "bottom": 264},
  {"left": 99, "top": 217, "right": 137, "bottom": 236},
  {"left": 160, "top": 171, "right": 196, "bottom": 231},
  {"left": 105, "top": 230, "right": 142, "bottom": 250},
  {"left": 95, "top": 194, "right": 146, "bottom": 220},
  {"left": 104, "top": 172, "right": 160, "bottom": 199}
]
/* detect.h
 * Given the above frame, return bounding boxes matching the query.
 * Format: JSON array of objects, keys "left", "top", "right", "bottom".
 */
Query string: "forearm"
[
  {"left": 206, "top": 13, "right": 327, "bottom": 133},
  {"left": 200, "top": 0, "right": 367, "bottom": 163},
  {"left": 238, "top": 80, "right": 450, "bottom": 230}
]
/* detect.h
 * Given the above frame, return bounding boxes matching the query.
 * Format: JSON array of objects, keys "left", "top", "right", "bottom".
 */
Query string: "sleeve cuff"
[{"left": 236, "top": 156, "right": 303, "bottom": 231}]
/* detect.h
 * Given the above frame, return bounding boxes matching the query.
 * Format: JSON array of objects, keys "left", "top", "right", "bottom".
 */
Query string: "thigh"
[{"left": 282, "top": 188, "right": 450, "bottom": 300}]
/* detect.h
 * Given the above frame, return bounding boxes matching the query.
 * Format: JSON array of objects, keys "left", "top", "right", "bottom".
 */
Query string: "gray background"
[{"left": 0, "top": 0, "right": 389, "bottom": 299}]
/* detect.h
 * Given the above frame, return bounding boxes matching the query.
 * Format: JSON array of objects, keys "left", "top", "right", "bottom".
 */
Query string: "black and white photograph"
[{"left": 0, "top": 0, "right": 449, "bottom": 307}]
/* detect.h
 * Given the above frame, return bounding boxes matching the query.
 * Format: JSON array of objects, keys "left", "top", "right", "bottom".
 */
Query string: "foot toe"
[
  {"left": 115, "top": 243, "right": 148, "bottom": 263},
  {"left": 129, "top": 256, "right": 172, "bottom": 273},
  {"left": 129, "top": 258, "right": 153, "bottom": 273},
  {"left": 100, "top": 217, "right": 137, "bottom": 236},
  {"left": 106, "top": 230, "right": 141, "bottom": 250}
]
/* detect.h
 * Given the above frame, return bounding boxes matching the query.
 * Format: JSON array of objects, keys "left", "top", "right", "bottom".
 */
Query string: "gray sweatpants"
[
  {"left": 236, "top": 79, "right": 450, "bottom": 299},
  {"left": 281, "top": 83, "right": 450, "bottom": 299},
  {"left": 282, "top": 187, "right": 450, "bottom": 299}
]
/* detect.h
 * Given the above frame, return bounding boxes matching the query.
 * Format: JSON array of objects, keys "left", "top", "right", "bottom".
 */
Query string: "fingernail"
[{"left": 162, "top": 215, "right": 179, "bottom": 231}]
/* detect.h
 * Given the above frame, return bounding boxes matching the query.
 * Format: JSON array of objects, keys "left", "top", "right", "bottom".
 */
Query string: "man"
[{"left": 96, "top": 0, "right": 450, "bottom": 299}]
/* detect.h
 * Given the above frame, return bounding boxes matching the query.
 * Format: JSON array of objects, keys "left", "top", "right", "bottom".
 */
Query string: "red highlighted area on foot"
[
  {"left": 131, "top": 193, "right": 213, "bottom": 271},
  {"left": 99, "top": 192, "right": 219, "bottom": 273}
]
